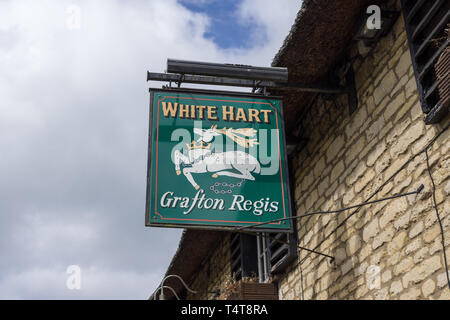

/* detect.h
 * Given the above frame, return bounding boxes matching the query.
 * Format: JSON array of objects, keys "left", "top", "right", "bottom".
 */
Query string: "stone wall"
[
  {"left": 184, "top": 8, "right": 450, "bottom": 300},
  {"left": 278, "top": 11, "right": 450, "bottom": 300},
  {"left": 187, "top": 235, "right": 231, "bottom": 300}
]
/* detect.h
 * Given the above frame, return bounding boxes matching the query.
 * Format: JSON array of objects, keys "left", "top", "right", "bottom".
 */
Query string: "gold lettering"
[
  {"left": 196, "top": 105, "right": 207, "bottom": 120},
  {"left": 207, "top": 106, "right": 218, "bottom": 120},
  {"left": 235, "top": 108, "right": 247, "bottom": 122},
  {"left": 179, "top": 104, "right": 189, "bottom": 118},
  {"left": 161, "top": 102, "right": 178, "bottom": 118},
  {"left": 222, "top": 106, "right": 234, "bottom": 121},
  {"left": 248, "top": 109, "right": 261, "bottom": 123},
  {"left": 260, "top": 109, "right": 272, "bottom": 123},
  {"left": 190, "top": 105, "right": 197, "bottom": 119}
]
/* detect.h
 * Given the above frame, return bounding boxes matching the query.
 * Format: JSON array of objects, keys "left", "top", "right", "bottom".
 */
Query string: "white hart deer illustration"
[{"left": 173, "top": 125, "right": 261, "bottom": 190}]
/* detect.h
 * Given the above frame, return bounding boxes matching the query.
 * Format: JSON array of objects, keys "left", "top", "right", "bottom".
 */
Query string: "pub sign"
[{"left": 145, "top": 88, "right": 292, "bottom": 232}]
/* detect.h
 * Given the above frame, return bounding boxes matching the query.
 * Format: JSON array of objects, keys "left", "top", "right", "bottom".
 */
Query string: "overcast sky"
[{"left": 0, "top": 0, "right": 300, "bottom": 299}]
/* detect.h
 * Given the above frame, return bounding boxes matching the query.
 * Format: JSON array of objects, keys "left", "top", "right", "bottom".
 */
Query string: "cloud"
[
  {"left": 0, "top": 0, "right": 300, "bottom": 298},
  {"left": 179, "top": 0, "right": 217, "bottom": 5},
  {"left": 235, "top": 0, "right": 303, "bottom": 59}
]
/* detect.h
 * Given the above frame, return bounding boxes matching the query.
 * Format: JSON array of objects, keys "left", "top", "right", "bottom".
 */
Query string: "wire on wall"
[
  {"left": 425, "top": 148, "right": 450, "bottom": 290},
  {"left": 149, "top": 274, "right": 221, "bottom": 300}
]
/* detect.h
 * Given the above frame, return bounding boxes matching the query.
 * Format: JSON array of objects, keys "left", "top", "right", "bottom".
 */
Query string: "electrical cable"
[
  {"left": 155, "top": 274, "right": 197, "bottom": 300},
  {"left": 150, "top": 285, "right": 181, "bottom": 300},
  {"left": 425, "top": 148, "right": 450, "bottom": 290},
  {"left": 150, "top": 274, "right": 221, "bottom": 300}
]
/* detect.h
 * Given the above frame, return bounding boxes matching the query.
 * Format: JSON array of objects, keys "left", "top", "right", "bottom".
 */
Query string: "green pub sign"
[{"left": 145, "top": 88, "right": 292, "bottom": 232}]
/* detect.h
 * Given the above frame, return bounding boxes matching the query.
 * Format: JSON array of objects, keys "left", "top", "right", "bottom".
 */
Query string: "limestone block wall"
[
  {"left": 187, "top": 236, "right": 231, "bottom": 300},
  {"left": 184, "top": 7, "right": 449, "bottom": 301},
  {"left": 278, "top": 11, "right": 450, "bottom": 300}
]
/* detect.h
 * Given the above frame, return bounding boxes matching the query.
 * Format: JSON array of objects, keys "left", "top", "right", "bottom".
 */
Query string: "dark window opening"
[
  {"left": 230, "top": 233, "right": 258, "bottom": 281},
  {"left": 230, "top": 231, "right": 297, "bottom": 282},
  {"left": 401, "top": 0, "right": 450, "bottom": 123},
  {"left": 266, "top": 232, "right": 298, "bottom": 274}
]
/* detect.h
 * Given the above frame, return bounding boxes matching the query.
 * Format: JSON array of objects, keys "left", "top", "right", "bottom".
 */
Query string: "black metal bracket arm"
[
  {"left": 148, "top": 57, "right": 358, "bottom": 112},
  {"left": 148, "top": 57, "right": 359, "bottom": 122},
  {"left": 147, "top": 67, "right": 358, "bottom": 115},
  {"left": 297, "top": 245, "right": 335, "bottom": 263},
  {"left": 147, "top": 71, "right": 350, "bottom": 95}
]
